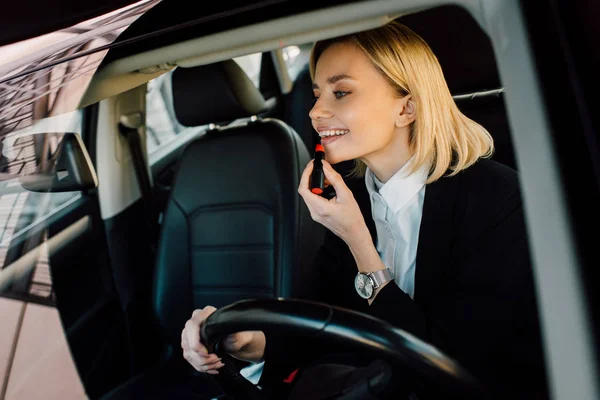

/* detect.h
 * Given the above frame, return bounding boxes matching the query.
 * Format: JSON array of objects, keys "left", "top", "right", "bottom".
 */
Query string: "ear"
[{"left": 395, "top": 95, "right": 416, "bottom": 128}]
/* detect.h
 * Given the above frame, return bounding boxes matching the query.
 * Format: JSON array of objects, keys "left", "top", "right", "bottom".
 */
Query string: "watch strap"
[{"left": 370, "top": 268, "right": 394, "bottom": 288}]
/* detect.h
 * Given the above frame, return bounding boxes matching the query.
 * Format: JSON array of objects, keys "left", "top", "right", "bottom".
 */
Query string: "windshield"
[{"left": 0, "top": 2, "right": 159, "bottom": 398}]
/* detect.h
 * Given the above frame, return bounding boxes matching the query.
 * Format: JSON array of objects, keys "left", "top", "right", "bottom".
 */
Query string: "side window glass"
[
  {"left": 145, "top": 70, "right": 187, "bottom": 154},
  {"left": 0, "top": 110, "right": 84, "bottom": 304},
  {"left": 233, "top": 53, "right": 262, "bottom": 88},
  {"left": 0, "top": 41, "right": 101, "bottom": 305},
  {"left": 282, "top": 43, "right": 313, "bottom": 81}
]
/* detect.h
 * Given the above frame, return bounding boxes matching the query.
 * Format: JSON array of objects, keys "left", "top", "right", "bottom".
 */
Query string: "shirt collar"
[{"left": 365, "top": 157, "right": 429, "bottom": 214}]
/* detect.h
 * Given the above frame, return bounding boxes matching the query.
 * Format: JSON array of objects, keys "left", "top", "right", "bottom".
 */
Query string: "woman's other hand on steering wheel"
[{"left": 182, "top": 306, "right": 266, "bottom": 374}]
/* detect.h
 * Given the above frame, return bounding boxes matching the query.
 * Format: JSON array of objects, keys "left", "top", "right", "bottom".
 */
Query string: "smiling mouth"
[{"left": 318, "top": 129, "right": 349, "bottom": 138}]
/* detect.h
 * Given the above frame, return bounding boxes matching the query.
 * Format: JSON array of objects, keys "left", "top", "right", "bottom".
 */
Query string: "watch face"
[{"left": 355, "top": 273, "right": 374, "bottom": 299}]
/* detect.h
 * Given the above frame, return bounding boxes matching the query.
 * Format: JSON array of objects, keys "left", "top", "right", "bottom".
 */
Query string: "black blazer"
[{"left": 259, "top": 159, "right": 548, "bottom": 398}]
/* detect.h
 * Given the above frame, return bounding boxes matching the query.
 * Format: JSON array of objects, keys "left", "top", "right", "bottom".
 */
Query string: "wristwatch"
[{"left": 354, "top": 269, "right": 394, "bottom": 299}]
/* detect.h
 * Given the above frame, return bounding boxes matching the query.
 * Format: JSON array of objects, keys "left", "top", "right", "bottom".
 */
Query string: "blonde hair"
[{"left": 309, "top": 21, "right": 494, "bottom": 183}]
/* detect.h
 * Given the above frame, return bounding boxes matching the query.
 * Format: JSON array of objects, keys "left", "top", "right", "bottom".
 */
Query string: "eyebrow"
[{"left": 312, "top": 74, "right": 355, "bottom": 90}]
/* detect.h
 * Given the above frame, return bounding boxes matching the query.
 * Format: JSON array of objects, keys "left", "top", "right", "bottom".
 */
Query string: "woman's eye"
[{"left": 334, "top": 91, "right": 349, "bottom": 99}]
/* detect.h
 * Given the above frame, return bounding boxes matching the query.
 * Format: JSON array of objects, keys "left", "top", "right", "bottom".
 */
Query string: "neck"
[{"left": 361, "top": 129, "right": 412, "bottom": 183}]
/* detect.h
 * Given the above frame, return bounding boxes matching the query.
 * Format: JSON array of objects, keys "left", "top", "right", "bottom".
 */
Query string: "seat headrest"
[
  {"left": 171, "top": 60, "right": 267, "bottom": 127},
  {"left": 398, "top": 5, "right": 501, "bottom": 95}
]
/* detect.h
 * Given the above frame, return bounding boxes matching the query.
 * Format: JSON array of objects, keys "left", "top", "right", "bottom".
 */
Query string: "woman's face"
[{"left": 310, "top": 42, "right": 413, "bottom": 170}]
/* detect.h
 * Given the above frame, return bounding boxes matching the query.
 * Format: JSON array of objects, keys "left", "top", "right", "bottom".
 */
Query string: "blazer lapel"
[
  {"left": 414, "top": 173, "right": 460, "bottom": 305},
  {"left": 346, "top": 171, "right": 459, "bottom": 306}
]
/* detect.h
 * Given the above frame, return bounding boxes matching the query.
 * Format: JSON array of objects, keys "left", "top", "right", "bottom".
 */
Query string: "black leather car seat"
[
  {"left": 152, "top": 60, "right": 324, "bottom": 356},
  {"left": 103, "top": 61, "right": 323, "bottom": 400},
  {"left": 103, "top": 59, "right": 326, "bottom": 400}
]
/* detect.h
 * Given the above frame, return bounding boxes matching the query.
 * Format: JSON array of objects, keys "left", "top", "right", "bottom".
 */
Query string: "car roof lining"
[{"left": 80, "top": 0, "right": 488, "bottom": 107}]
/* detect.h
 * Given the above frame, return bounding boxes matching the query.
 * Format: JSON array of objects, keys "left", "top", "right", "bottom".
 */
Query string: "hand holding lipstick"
[{"left": 299, "top": 158, "right": 370, "bottom": 246}]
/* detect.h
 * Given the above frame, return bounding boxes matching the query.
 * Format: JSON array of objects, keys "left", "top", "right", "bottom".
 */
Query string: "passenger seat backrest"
[{"left": 152, "top": 60, "right": 323, "bottom": 346}]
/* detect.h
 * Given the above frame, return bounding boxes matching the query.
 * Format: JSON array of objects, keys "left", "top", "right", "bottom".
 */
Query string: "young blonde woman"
[{"left": 182, "top": 21, "right": 548, "bottom": 399}]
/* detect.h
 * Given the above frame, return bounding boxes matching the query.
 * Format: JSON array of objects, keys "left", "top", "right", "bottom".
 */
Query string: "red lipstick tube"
[{"left": 310, "top": 144, "right": 325, "bottom": 195}]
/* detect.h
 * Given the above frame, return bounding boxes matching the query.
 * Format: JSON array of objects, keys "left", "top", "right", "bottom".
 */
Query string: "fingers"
[
  {"left": 182, "top": 327, "right": 224, "bottom": 373},
  {"left": 297, "top": 159, "right": 314, "bottom": 197},
  {"left": 182, "top": 306, "right": 223, "bottom": 374},
  {"left": 185, "top": 306, "right": 216, "bottom": 353},
  {"left": 321, "top": 160, "right": 349, "bottom": 201},
  {"left": 183, "top": 345, "right": 225, "bottom": 374},
  {"left": 298, "top": 160, "right": 332, "bottom": 207}
]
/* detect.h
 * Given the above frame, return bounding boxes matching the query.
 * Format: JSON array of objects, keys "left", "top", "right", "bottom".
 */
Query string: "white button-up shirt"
[{"left": 364, "top": 158, "right": 429, "bottom": 299}]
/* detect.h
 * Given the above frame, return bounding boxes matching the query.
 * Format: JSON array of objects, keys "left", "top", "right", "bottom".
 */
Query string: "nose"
[{"left": 309, "top": 96, "right": 333, "bottom": 121}]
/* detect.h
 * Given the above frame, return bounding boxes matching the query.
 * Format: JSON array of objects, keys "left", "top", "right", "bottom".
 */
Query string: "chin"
[
  {"left": 324, "top": 153, "right": 345, "bottom": 165},
  {"left": 326, "top": 149, "right": 361, "bottom": 166}
]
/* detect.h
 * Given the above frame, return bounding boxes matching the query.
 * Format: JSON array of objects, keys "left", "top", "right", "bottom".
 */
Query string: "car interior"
[
  {"left": 1, "top": 0, "right": 599, "bottom": 399},
  {"left": 85, "top": 4, "right": 521, "bottom": 399}
]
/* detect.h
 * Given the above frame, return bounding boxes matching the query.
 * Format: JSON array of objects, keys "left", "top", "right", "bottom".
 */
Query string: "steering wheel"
[{"left": 200, "top": 298, "right": 486, "bottom": 400}]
